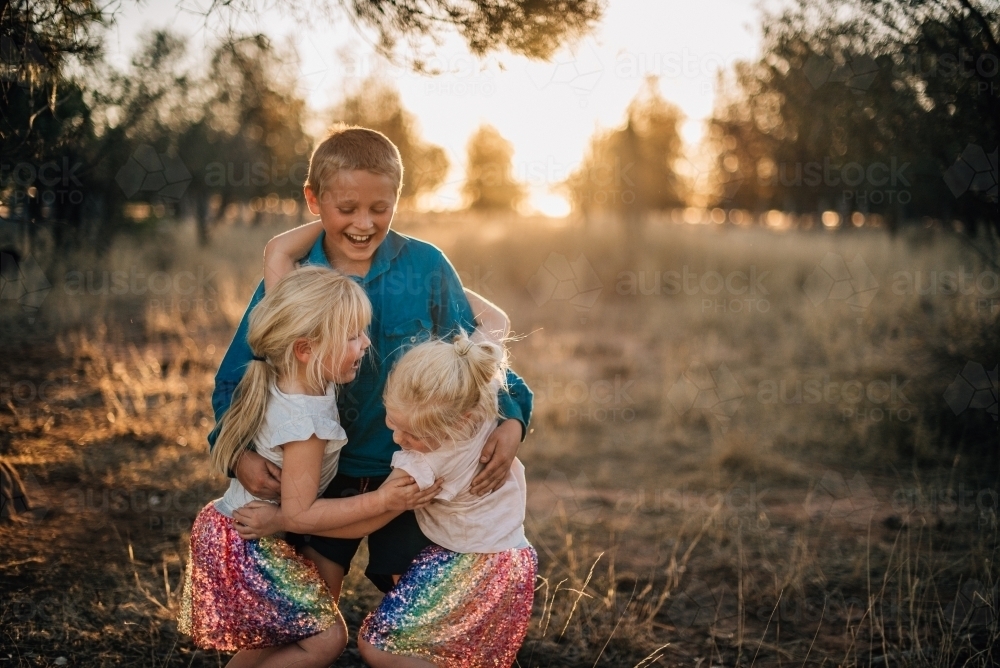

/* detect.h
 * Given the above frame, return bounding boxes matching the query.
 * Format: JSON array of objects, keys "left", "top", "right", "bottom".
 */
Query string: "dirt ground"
[{"left": 2, "top": 221, "right": 997, "bottom": 667}]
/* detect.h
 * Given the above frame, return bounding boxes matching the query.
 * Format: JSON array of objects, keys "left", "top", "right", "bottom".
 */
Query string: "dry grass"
[{"left": 1, "top": 214, "right": 997, "bottom": 666}]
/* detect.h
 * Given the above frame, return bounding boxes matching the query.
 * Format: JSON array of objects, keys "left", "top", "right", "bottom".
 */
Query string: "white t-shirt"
[
  {"left": 214, "top": 383, "right": 348, "bottom": 518},
  {"left": 391, "top": 418, "right": 528, "bottom": 553}
]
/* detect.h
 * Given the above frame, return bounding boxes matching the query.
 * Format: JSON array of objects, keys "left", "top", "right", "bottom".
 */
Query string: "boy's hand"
[
  {"left": 233, "top": 501, "right": 283, "bottom": 539},
  {"left": 235, "top": 451, "right": 282, "bottom": 500},
  {"left": 379, "top": 472, "right": 443, "bottom": 511},
  {"left": 470, "top": 419, "right": 521, "bottom": 496}
]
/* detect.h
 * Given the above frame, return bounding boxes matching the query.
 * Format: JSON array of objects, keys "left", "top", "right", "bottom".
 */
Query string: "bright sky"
[{"left": 105, "top": 0, "right": 767, "bottom": 215}]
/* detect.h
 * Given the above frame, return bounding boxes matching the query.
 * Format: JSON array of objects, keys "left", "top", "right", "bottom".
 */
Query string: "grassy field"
[{"left": 1, "top": 213, "right": 997, "bottom": 667}]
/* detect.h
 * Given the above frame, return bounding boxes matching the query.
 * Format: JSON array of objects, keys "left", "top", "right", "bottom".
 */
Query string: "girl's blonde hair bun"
[{"left": 385, "top": 329, "right": 508, "bottom": 447}]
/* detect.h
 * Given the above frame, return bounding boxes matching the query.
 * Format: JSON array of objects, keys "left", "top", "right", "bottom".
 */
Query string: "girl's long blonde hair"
[
  {"left": 384, "top": 330, "right": 508, "bottom": 447},
  {"left": 211, "top": 266, "right": 371, "bottom": 476}
]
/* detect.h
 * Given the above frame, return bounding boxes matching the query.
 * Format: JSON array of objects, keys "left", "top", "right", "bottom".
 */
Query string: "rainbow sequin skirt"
[
  {"left": 360, "top": 544, "right": 537, "bottom": 668},
  {"left": 177, "top": 502, "right": 340, "bottom": 651}
]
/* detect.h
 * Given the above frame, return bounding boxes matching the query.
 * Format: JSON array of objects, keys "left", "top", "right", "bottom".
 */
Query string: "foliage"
[
  {"left": 1, "top": 0, "right": 605, "bottom": 252},
  {"left": 332, "top": 77, "right": 449, "bottom": 206},
  {"left": 461, "top": 124, "right": 526, "bottom": 211},
  {"left": 708, "top": 0, "right": 999, "bottom": 239},
  {"left": 564, "top": 77, "right": 686, "bottom": 225},
  {"left": 196, "top": 0, "right": 605, "bottom": 61}
]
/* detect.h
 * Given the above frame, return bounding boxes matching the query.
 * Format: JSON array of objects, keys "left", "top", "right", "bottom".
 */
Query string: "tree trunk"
[{"left": 0, "top": 458, "right": 32, "bottom": 522}]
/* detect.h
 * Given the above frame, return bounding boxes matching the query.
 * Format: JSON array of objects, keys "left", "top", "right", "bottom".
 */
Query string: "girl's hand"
[
  {"left": 233, "top": 501, "right": 283, "bottom": 539},
  {"left": 379, "top": 474, "right": 443, "bottom": 511}
]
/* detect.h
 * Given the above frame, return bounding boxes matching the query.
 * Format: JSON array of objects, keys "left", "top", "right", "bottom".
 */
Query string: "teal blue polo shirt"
[{"left": 209, "top": 229, "right": 533, "bottom": 477}]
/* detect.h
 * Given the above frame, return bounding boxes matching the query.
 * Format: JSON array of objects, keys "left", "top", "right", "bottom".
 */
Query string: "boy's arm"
[
  {"left": 465, "top": 288, "right": 510, "bottom": 343},
  {"left": 210, "top": 280, "right": 267, "bottom": 433},
  {"left": 209, "top": 280, "right": 282, "bottom": 499},
  {"left": 263, "top": 221, "right": 324, "bottom": 291},
  {"left": 429, "top": 250, "right": 533, "bottom": 496},
  {"left": 430, "top": 255, "right": 533, "bottom": 438}
]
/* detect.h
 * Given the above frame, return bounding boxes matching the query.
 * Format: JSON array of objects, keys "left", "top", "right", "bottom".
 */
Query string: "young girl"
[
  {"left": 179, "top": 266, "right": 439, "bottom": 668},
  {"left": 236, "top": 330, "right": 536, "bottom": 668}
]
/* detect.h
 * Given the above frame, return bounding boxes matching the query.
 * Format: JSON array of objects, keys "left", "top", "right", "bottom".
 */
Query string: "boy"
[{"left": 209, "top": 125, "right": 533, "bottom": 596}]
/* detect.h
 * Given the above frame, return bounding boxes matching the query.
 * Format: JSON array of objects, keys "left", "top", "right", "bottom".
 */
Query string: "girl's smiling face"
[
  {"left": 325, "top": 330, "right": 370, "bottom": 384},
  {"left": 385, "top": 409, "right": 438, "bottom": 454}
]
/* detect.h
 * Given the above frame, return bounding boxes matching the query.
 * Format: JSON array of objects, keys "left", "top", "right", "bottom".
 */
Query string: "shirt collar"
[{"left": 306, "top": 228, "right": 406, "bottom": 284}]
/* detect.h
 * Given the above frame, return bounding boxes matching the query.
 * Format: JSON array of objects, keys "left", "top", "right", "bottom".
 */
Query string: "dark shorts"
[{"left": 286, "top": 472, "right": 435, "bottom": 594}]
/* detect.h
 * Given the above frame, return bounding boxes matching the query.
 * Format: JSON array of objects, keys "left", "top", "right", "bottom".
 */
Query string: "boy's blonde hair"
[
  {"left": 211, "top": 266, "right": 372, "bottom": 476},
  {"left": 384, "top": 330, "right": 508, "bottom": 447},
  {"left": 307, "top": 125, "right": 403, "bottom": 197}
]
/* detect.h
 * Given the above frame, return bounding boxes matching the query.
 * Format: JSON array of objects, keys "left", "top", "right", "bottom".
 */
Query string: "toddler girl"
[{"left": 360, "top": 330, "right": 536, "bottom": 668}]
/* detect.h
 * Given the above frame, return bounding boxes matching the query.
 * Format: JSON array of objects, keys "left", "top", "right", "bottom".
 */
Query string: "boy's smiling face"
[{"left": 305, "top": 169, "right": 398, "bottom": 276}]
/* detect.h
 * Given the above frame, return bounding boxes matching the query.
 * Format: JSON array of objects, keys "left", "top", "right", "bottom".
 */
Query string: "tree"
[
  {"left": 181, "top": 35, "right": 311, "bottom": 243},
  {"left": 707, "top": 0, "right": 998, "bottom": 242},
  {"left": 461, "top": 124, "right": 526, "bottom": 212},
  {"left": 1, "top": 0, "right": 107, "bottom": 248},
  {"left": 565, "top": 77, "right": 686, "bottom": 227},
  {"left": 202, "top": 0, "right": 605, "bottom": 61},
  {"left": 332, "top": 77, "right": 448, "bottom": 207}
]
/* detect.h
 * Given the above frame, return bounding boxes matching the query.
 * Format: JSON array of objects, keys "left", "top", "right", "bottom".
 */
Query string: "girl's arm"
[
  {"left": 235, "top": 463, "right": 440, "bottom": 538},
  {"left": 263, "top": 221, "right": 324, "bottom": 291},
  {"left": 465, "top": 289, "right": 510, "bottom": 343},
  {"left": 234, "top": 503, "right": 402, "bottom": 540}
]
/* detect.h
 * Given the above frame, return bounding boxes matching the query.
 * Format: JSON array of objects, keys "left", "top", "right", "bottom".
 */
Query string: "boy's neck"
[{"left": 323, "top": 235, "right": 373, "bottom": 278}]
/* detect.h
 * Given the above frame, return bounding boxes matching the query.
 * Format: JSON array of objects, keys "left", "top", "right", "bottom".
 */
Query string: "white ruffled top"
[
  {"left": 391, "top": 418, "right": 528, "bottom": 554},
  {"left": 214, "top": 383, "right": 348, "bottom": 518}
]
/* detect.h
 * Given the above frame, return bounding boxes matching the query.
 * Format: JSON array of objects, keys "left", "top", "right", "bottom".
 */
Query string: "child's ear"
[
  {"left": 303, "top": 185, "right": 321, "bottom": 216},
  {"left": 292, "top": 338, "right": 313, "bottom": 363}
]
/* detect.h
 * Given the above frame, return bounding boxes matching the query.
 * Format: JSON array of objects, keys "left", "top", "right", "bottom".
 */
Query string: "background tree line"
[
  {"left": 0, "top": 0, "right": 602, "bottom": 253},
  {"left": 2, "top": 0, "right": 997, "bottom": 258},
  {"left": 706, "top": 0, "right": 998, "bottom": 243}
]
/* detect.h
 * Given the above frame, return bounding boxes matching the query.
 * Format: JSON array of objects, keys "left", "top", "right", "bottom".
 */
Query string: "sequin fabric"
[
  {"left": 360, "top": 544, "right": 537, "bottom": 668},
  {"left": 178, "top": 503, "right": 340, "bottom": 651}
]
